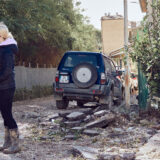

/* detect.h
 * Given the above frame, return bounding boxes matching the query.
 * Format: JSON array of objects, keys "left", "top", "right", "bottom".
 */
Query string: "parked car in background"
[
  {"left": 130, "top": 72, "right": 138, "bottom": 95},
  {"left": 54, "top": 51, "right": 124, "bottom": 109}
]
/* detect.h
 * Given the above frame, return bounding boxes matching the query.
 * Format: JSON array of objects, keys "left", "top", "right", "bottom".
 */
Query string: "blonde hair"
[{"left": 0, "top": 22, "right": 13, "bottom": 39}]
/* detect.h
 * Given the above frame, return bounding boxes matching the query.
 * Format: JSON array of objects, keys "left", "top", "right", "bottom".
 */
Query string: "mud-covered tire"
[
  {"left": 115, "top": 89, "right": 124, "bottom": 106},
  {"left": 116, "top": 97, "right": 122, "bottom": 106},
  {"left": 108, "top": 90, "right": 114, "bottom": 109},
  {"left": 100, "top": 90, "right": 114, "bottom": 109},
  {"left": 56, "top": 100, "right": 69, "bottom": 109},
  {"left": 72, "top": 63, "right": 98, "bottom": 89},
  {"left": 122, "top": 88, "right": 125, "bottom": 100}
]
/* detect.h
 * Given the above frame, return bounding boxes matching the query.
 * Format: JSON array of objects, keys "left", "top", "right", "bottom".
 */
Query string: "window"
[
  {"left": 63, "top": 54, "right": 98, "bottom": 67},
  {"left": 104, "top": 58, "right": 112, "bottom": 73},
  {"left": 110, "top": 61, "right": 116, "bottom": 72}
]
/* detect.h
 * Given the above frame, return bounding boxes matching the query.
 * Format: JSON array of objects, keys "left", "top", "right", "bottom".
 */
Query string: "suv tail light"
[
  {"left": 100, "top": 73, "right": 106, "bottom": 84},
  {"left": 55, "top": 71, "right": 59, "bottom": 82}
]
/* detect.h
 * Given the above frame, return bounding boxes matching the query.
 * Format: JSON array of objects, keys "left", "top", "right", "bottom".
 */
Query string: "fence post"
[{"left": 138, "top": 62, "right": 149, "bottom": 110}]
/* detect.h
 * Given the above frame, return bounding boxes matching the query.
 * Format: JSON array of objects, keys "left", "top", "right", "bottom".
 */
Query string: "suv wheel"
[
  {"left": 56, "top": 100, "right": 69, "bottom": 109},
  {"left": 116, "top": 97, "right": 122, "bottom": 106},
  {"left": 108, "top": 90, "right": 114, "bottom": 109},
  {"left": 72, "top": 63, "right": 98, "bottom": 88},
  {"left": 122, "top": 89, "right": 125, "bottom": 100}
]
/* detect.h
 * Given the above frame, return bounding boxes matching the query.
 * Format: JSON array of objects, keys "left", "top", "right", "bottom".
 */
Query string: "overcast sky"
[{"left": 79, "top": 0, "right": 146, "bottom": 29}]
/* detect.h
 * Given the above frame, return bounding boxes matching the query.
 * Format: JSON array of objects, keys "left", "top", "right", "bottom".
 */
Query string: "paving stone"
[
  {"left": 83, "top": 129, "right": 100, "bottom": 136},
  {"left": 93, "top": 105, "right": 108, "bottom": 113},
  {"left": 59, "top": 108, "right": 93, "bottom": 118},
  {"left": 71, "top": 127, "right": 84, "bottom": 133},
  {"left": 78, "top": 108, "right": 93, "bottom": 115},
  {"left": 94, "top": 110, "right": 109, "bottom": 117},
  {"left": 66, "top": 112, "right": 86, "bottom": 121},
  {"left": 71, "top": 146, "right": 99, "bottom": 160},
  {"left": 84, "top": 114, "right": 115, "bottom": 129},
  {"left": 64, "top": 120, "right": 82, "bottom": 128},
  {"left": 59, "top": 110, "right": 73, "bottom": 118},
  {"left": 122, "top": 152, "right": 135, "bottom": 160},
  {"left": 83, "top": 115, "right": 93, "bottom": 123},
  {"left": 64, "top": 135, "right": 78, "bottom": 140},
  {"left": 98, "top": 154, "right": 122, "bottom": 160},
  {"left": 47, "top": 113, "right": 59, "bottom": 121}
]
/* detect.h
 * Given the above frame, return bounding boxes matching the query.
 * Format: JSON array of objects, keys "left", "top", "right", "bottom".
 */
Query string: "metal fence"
[
  {"left": 138, "top": 63, "right": 149, "bottom": 109},
  {"left": 15, "top": 66, "right": 57, "bottom": 89}
]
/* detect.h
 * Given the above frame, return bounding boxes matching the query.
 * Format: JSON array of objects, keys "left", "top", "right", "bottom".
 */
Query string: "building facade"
[
  {"left": 101, "top": 14, "right": 124, "bottom": 56},
  {"left": 101, "top": 14, "right": 138, "bottom": 71}
]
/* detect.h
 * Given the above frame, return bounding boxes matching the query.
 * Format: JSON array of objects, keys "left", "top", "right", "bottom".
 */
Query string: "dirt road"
[{"left": 0, "top": 96, "right": 160, "bottom": 160}]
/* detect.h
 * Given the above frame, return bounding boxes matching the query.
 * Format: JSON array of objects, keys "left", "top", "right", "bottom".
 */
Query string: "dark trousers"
[{"left": 0, "top": 88, "right": 17, "bottom": 129}]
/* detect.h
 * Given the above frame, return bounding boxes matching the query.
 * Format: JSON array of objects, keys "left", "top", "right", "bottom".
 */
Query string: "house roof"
[
  {"left": 101, "top": 13, "right": 123, "bottom": 20},
  {"left": 109, "top": 44, "right": 132, "bottom": 58},
  {"left": 109, "top": 47, "right": 124, "bottom": 57},
  {"left": 139, "top": 0, "right": 147, "bottom": 12}
]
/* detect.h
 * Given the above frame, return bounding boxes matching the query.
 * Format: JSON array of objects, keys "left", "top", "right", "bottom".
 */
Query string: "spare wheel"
[{"left": 72, "top": 63, "right": 98, "bottom": 88}]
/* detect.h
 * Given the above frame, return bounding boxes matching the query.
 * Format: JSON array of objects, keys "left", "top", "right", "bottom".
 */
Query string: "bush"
[{"left": 131, "top": 1, "right": 160, "bottom": 96}]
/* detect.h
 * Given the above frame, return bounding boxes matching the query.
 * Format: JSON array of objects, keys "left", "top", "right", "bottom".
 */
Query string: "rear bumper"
[
  {"left": 63, "top": 93, "right": 95, "bottom": 101},
  {"left": 54, "top": 83, "right": 110, "bottom": 101}
]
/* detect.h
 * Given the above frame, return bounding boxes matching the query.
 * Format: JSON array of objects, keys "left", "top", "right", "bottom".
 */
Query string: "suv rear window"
[{"left": 63, "top": 54, "right": 98, "bottom": 67}]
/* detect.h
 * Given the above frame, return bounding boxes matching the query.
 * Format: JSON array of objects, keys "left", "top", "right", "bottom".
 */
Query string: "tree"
[
  {"left": 71, "top": 2, "right": 101, "bottom": 52},
  {"left": 0, "top": 0, "right": 101, "bottom": 67},
  {"left": 131, "top": 1, "right": 160, "bottom": 96}
]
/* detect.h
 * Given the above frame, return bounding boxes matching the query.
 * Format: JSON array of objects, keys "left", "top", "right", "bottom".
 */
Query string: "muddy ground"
[{"left": 0, "top": 96, "right": 160, "bottom": 160}]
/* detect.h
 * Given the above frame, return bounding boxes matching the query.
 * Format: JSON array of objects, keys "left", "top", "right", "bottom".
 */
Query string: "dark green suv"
[{"left": 54, "top": 51, "right": 124, "bottom": 109}]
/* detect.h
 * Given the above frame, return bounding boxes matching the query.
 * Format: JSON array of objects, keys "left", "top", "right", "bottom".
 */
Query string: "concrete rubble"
[
  {"left": 71, "top": 146, "right": 99, "bottom": 160},
  {"left": 8, "top": 98, "right": 160, "bottom": 160},
  {"left": 66, "top": 112, "right": 86, "bottom": 121}
]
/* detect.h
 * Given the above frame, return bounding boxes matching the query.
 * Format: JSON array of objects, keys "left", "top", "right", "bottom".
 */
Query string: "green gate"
[{"left": 138, "top": 62, "right": 149, "bottom": 109}]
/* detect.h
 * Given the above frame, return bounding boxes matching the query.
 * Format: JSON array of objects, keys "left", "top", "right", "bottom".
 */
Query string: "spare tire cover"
[{"left": 72, "top": 63, "right": 98, "bottom": 88}]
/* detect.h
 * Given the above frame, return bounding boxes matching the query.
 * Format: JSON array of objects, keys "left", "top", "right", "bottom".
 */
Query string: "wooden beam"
[{"left": 139, "top": 0, "right": 147, "bottom": 13}]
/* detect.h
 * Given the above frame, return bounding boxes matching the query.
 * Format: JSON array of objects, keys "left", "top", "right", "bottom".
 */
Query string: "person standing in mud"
[{"left": 0, "top": 22, "right": 20, "bottom": 154}]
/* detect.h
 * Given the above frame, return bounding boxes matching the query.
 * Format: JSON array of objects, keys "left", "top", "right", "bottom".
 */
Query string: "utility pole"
[{"left": 124, "top": 0, "right": 130, "bottom": 109}]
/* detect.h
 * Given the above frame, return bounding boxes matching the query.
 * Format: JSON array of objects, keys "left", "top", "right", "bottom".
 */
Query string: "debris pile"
[{"left": 25, "top": 102, "right": 160, "bottom": 160}]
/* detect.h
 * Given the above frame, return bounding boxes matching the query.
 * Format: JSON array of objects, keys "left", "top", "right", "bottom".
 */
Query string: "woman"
[{"left": 0, "top": 22, "right": 20, "bottom": 154}]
